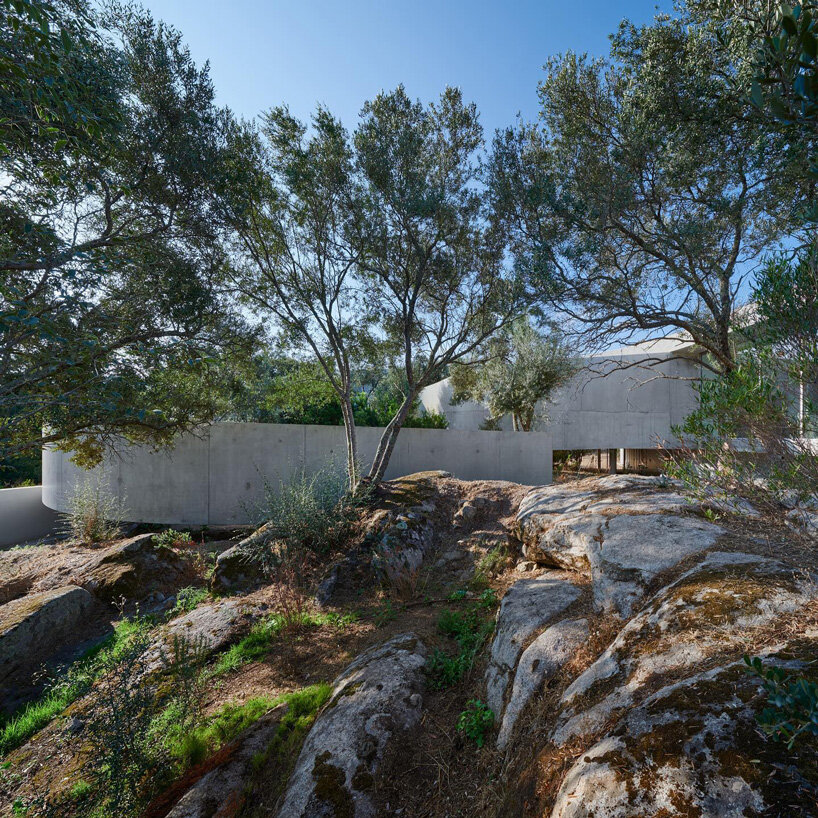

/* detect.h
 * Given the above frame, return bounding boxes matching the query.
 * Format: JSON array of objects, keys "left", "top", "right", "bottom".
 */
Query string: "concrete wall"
[
  {"left": 420, "top": 351, "right": 701, "bottom": 449},
  {"left": 0, "top": 486, "right": 61, "bottom": 547},
  {"left": 42, "top": 422, "right": 553, "bottom": 526}
]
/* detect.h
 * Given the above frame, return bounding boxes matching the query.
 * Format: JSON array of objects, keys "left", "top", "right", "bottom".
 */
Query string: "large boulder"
[
  {"left": 82, "top": 533, "right": 185, "bottom": 602},
  {"left": 276, "top": 633, "right": 427, "bottom": 818},
  {"left": 484, "top": 573, "right": 585, "bottom": 720},
  {"left": 0, "top": 585, "right": 95, "bottom": 707},
  {"left": 517, "top": 496, "right": 724, "bottom": 617},
  {"left": 552, "top": 551, "right": 816, "bottom": 748}
]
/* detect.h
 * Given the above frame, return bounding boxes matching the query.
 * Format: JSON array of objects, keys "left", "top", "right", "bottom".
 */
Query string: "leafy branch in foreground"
[{"left": 745, "top": 654, "right": 818, "bottom": 749}]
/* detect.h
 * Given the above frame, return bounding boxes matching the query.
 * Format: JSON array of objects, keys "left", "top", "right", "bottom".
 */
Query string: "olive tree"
[
  {"left": 491, "top": 14, "right": 808, "bottom": 376},
  {"left": 220, "top": 107, "right": 368, "bottom": 488},
  {"left": 354, "top": 86, "right": 525, "bottom": 483},
  {"left": 1, "top": 0, "right": 250, "bottom": 466},
  {"left": 449, "top": 317, "right": 576, "bottom": 431}
]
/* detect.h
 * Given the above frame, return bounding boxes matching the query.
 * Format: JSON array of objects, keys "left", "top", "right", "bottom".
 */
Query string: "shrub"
[
  {"left": 745, "top": 655, "right": 818, "bottom": 748},
  {"left": 61, "top": 478, "right": 127, "bottom": 544},
  {"left": 457, "top": 699, "right": 494, "bottom": 747},
  {"left": 153, "top": 529, "right": 195, "bottom": 549},
  {"left": 84, "top": 618, "right": 161, "bottom": 816},
  {"left": 253, "top": 464, "right": 364, "bottom": 559}
]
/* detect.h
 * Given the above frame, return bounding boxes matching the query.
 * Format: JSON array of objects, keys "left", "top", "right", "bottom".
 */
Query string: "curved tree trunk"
[
  {"left": 366, "top": 393, "right": 416, "bottom": 484},
  {"left": 339, "top": 396, "right": 359, "bottom": 491}
]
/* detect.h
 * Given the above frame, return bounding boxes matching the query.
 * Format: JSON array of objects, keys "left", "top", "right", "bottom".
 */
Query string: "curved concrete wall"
[
  {"left": 0, "top": 486, "right": 61, "bottom": 547},
  {"left": 420, "top": 351, "right": 701, "bottom": 449},
  {"left": 43, "top": 422, "right": 553, "bottom": 526}
]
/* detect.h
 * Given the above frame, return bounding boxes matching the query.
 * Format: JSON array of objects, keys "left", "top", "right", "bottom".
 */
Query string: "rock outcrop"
[
  {"left": 276, "top": 633, "right": 427, "bottom": 818},
  {"left": 82, "top": 533, "right": 185, "bottom": 602},
  {"left": 0, "top": 585, "right": 95, "bottom": 687},
  {"left": 484, "top": 573, "right": 585, "bottom": 724},
  {"left": 515, "top": 477, "right": 724, "bottom": 616}
]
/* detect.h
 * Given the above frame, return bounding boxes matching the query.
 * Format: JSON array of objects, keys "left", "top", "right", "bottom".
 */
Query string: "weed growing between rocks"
[
  {"left": 62, "top": 479, "right": 127, "bottom": 544},
  {"left": 153, "top": 529, "right": 196, "bottom": 549},
  {"left": 211, "top": 610, "right": 359, "bottom": 677},
  {"left": 457, "top": 699, "right": 494, "bottom": 748},
  {"left": 241, "top": 684, "right": 333, "bottom": 817},
  {"left": 426, "top": 603, "right": 495, "bottom": 691}
]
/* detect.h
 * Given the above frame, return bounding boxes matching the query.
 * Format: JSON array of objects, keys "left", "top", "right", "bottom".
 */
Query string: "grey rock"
[
  {"left": 496, "top": 618, "right": 588, "bottom": 749},
  {"left": 484, "top": 573, "right": 583, "bottom": 717},
  {"left": 552, "top": 551, "right": 816, "bottom": 747},
  {"left": 0, "top": 585, "right": 95, "bottom": 684},
  {"left": 209, "top": 543, "right": 266, "bottom": 594},
  {"left": 522, "top": 512, "right": 724, "bottom": 617},
  {"left": 277, "top": 633, "right": 427, "bottom": 818}
]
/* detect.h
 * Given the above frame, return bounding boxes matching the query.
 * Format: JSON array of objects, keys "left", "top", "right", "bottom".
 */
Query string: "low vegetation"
[
  {"left": 457, "top": 699, "right": 494, "bottom": 748},
  {"left": 426, "top": 604, "right": 495, "bottom": 691}
]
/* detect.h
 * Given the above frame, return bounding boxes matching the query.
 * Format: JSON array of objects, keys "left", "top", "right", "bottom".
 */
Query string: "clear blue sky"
[{"left": 140, "top": 0, "right": 669, "bottom": 136}]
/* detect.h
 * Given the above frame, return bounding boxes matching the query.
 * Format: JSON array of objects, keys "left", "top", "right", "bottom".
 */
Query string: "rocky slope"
[{"left": 1, "top": 472, "right": 816, "bottom": 817}]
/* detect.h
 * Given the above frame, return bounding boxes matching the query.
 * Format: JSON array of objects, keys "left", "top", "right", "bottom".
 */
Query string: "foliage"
[
  {"left": 153, "top": 529, "right": 195, "bottom": 550},
  {"left": 426, "top": 605, "right": 494, "bottom": 690},
  {"left": 450, "top": 317, "right": 575, "bottom": 431},
  {"left": 253, "top": 463, "right": 366, "bottom": 560},
  {"left": 745, "top": 655, "right": 818, "bottom": 748},
  {"left": 668, "top": 248, "right": 818, "bottom": 512},
  {"left": 1, "top": 0, "right": 252, "bottom": 466},
  {"left": 354, "top": 85, "right": 525, "bottom": 482},
  {"left": 221, "top": 104, "right": 366, "bottom": 487},
  {"left": 491, "top": 9, "right": 805, "bottom": 374},
  {"left": 700, "top": 0, "right": 818, "bottom": 201},
  {"left": 61, "top": 478, "right": 126, "bottom": 543},
  {"left": 82, "top": 620, "right": 160, "bottom": 816},
  {"left": 457, "top": 699, "right": 494, "bottom": 748}
]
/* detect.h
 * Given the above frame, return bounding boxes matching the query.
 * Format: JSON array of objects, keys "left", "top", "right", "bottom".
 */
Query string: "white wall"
[
  {"left": 420, "top": 351, "right": 701, "bottom": 449},
  {"left": 0, "top": 486, "right": 61, "bottom": 547},
  {"left": 43, "top": 423, "right": 553, "bottom": 526}
]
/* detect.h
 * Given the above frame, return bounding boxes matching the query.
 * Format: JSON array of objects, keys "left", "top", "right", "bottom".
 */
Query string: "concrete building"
[
  {"left": 419, "top": 338, "right": 703, "bottom": 472},
  {"left": 42, "top": 423, "right": 553, "bottom": 526}
]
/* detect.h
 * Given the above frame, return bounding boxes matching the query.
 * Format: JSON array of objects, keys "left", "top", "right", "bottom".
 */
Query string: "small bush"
[
  {"left": 476, "top": 543, "right": 511, "bottom": 579},
  {"left": 457, "top": 699, "right": 494, "bottom": 747},
  {"left": 153, "top": 529, "right": 195, "bottom": 549},
  {"left": 62, "top": 478, "right": 127, "bottom": 544},
  {"left": 745, "top": 654, "right": 818, "bottom": 748},
  {"left": 254, "top": 464, "right": 363, "bottom": 557},
  {"left": 173, "top": 586, "right": 209, "bottom": 614}
]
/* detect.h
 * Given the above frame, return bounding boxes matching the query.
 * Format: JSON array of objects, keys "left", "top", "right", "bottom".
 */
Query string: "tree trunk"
[
  {"left": 366, "top": 393, "right": 416, "bottom": 484},
  {"left": 339, "top": 396, "right": 359, "bottom": 492},
  {"left": 608, "top": 448, "right": 618, "bottom": 474}
]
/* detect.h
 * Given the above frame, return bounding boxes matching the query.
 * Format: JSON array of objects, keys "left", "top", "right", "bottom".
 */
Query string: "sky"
[{"left": 139, "top": 0, "right": 671, "bottom": 137}]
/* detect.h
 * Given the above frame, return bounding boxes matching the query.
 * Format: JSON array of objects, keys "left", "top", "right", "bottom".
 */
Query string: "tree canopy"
[
  {"left": 490, "top": 11, "right": 809, "bottom": 375},
  {"left": 1, "top": 0, "right": 252, "bottom": 466}
]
